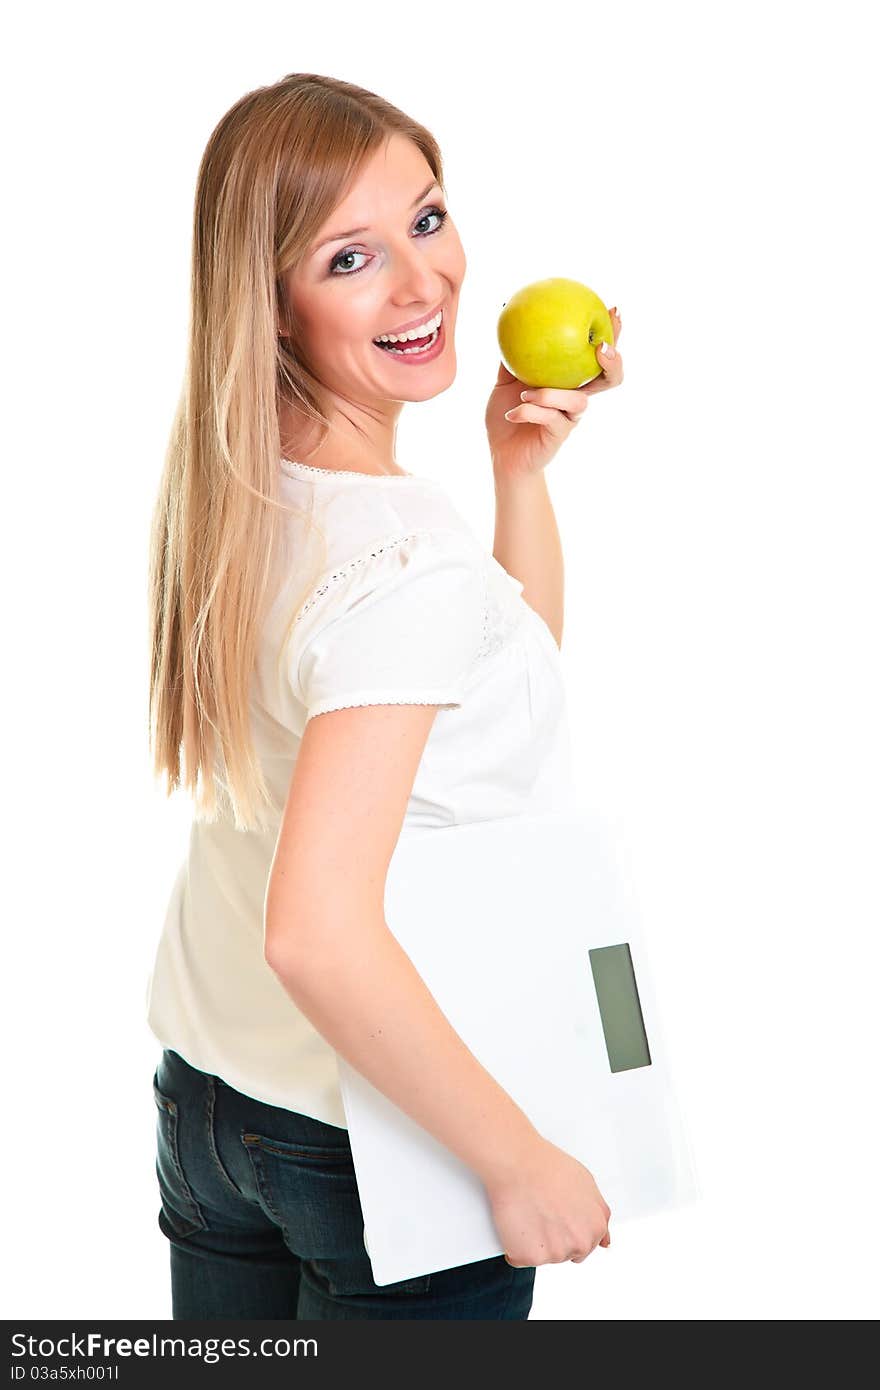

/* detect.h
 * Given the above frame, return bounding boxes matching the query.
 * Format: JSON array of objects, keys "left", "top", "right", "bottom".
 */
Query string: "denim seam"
[
  {"left": 204, "top": 1076, "right": 245, "bottom": 1201},
  {"left": 240, "top": 1139, "right": 293, "bottom": 1245},
  {"left": 241, "top": 1135, "right": 349, "bottom": 1162},
  {"left": 153, "top": 1088, "right": 208, "bottom": 1232}
]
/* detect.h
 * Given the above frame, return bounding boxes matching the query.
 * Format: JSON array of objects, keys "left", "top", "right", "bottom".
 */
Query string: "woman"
[{"left": 146, "top": 71, "right": 623, "bottom": 1321}]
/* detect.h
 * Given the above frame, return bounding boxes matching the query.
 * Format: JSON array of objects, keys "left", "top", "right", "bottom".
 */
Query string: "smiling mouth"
[
  {"left": 373, "top": 302, "right": 447, "bottom": 350},
  {"left": 370, "top": 315, "right": 448, "bottom": 363},
  {"left": 373, "top": 326, "right": 441, "bottom": 354}
]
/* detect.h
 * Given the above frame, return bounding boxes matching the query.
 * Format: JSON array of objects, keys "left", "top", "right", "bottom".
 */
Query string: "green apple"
[{"left": 497, "top": 277, "right": 614, "bottom": 388}]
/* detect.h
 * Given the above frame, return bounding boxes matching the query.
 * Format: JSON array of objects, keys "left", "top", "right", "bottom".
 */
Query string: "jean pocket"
[
  {"left": 153, "top": 1076, "right": 207, "bottom": 1239},
  {"left": 241, "top": 1131, "right": 430, "bottom": 1297}
]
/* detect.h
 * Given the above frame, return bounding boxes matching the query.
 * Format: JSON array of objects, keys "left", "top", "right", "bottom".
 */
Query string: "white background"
[{"left": 4, "top": 0, "right": 877, "bottom": 1321}]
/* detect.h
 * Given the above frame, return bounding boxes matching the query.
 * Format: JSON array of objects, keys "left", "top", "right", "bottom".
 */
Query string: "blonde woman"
[{"left": 146, "top": 71, "right": 623, "bottom": 1321}]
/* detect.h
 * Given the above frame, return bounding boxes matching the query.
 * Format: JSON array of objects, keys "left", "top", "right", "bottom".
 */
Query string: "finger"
[
  {"left": 519, "top": 387, "right": 590, "bottom": 419},
  {"left": 609, "top": 306, "right": 622, "bottom": 345},
  {"left": 577, "top": 342, "right": 623, "bottom": 395},
  {"left": 597, "top": 341, "right": 622, "bottom": 378},
  {"left": 504, "top": 402, "right": 587, "bottom": 433}
]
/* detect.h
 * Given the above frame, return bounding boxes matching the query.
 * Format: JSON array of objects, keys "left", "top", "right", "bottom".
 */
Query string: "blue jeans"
[{"left": 153, "top": 1047, "right": 536, "bottom": 1319}]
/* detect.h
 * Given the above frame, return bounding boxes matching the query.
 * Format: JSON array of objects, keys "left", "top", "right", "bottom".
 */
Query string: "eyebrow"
[{"left": 311, "top": 180, "right": 442, "bottom": 255}]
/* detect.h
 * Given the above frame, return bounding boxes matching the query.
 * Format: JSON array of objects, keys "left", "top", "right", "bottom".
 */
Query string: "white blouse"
[{"left": 145, "top": 458, "right": 577, "bottom": 1127}]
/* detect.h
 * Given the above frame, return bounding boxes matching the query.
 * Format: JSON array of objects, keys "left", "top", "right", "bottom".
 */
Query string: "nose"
[{"left": 387, "top": 237, "right": 447, "bottom": 313}]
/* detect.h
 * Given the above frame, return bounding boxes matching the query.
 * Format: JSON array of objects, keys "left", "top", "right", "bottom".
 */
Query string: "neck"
[{"left": 278, "top": 393, "right": 404, "bottom": 476}]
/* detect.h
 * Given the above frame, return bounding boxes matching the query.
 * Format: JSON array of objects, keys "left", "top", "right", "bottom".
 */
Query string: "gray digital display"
[{"left": 588, "top": 943, "right": 652, "bottom": 1073}]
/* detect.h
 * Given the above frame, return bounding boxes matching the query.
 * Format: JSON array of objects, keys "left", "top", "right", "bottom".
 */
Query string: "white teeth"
[
  {"left": 374, "top": 309, "right": 442, "bottom": 344},
  {"left": 378, "top": 327, "right": 440, "bottom": 356}
]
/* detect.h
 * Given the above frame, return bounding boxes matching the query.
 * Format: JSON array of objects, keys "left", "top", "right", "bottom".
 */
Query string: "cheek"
[{"left": 306, "top": 309, "right": 370, "bottom": 359}]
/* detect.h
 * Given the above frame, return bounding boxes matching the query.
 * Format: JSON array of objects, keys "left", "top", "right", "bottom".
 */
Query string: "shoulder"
[
  {"left": 285, "top": 527, "right": 489, "bottom": 722},
  {"left": 298, "top": 524, "right": 485, "bottom": 625},
  {"left": 279, "top": 468, "right": 476, "bottom": 571}
]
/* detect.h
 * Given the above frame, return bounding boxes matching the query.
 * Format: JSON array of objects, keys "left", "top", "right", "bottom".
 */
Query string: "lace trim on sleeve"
[{"left": 293, "top": 530, "right": 429, "bottom": 624}]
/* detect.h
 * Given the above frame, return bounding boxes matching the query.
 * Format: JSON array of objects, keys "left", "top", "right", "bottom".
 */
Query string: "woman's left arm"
[
  {"left": 485, "top": 307, "right": 624, "bottom": 648},
  {"left": 492, "top": 469, "right": 566, "bottom": 647}
]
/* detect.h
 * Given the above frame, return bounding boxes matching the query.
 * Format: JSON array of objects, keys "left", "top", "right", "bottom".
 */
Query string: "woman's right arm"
[
  {"left": 264, "top": 701, "right": 611, "bottom": 1264},
  {"left": 264, "top": 700, "right": 540, "bottom": 1187}
]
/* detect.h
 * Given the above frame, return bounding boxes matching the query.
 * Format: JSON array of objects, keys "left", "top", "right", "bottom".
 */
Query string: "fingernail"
[
  {"left": 600, "top": 342, "right": 615, "bottom": 357},
  {"left": 504, "top": 409, "right": 516, "bottom": 419},
  {"left": 520, "top": 390, "right": 532, "bottom": 400}
]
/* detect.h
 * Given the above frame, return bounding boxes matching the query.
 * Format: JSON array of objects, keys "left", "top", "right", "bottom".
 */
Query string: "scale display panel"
[{"left": 589, "top": 942, "right": 652, "bottom": 1073}]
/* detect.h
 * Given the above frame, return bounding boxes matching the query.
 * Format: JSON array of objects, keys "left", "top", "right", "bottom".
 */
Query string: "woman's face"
[{"left": 281, "top": 133, "right": 466, "bottom": 408}]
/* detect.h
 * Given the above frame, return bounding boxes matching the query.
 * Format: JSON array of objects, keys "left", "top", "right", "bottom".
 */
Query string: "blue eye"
[{"left": 328, "top": 207, "right": 449, "bottom": 277}]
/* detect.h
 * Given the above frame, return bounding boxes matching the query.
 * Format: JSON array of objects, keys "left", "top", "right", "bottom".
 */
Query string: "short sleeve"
[{"left": 287, "top": 529, "right": 486, "bottom": 723}]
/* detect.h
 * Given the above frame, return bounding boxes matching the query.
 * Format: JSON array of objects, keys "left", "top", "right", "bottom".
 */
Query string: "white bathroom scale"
[{"left": 336, "top": 805, "right": 700, "bottom": 1287}]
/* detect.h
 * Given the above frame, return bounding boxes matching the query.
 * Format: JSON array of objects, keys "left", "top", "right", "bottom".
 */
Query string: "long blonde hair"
[{"left": 147, "top": 73, "right": 445, "bottom": 832}]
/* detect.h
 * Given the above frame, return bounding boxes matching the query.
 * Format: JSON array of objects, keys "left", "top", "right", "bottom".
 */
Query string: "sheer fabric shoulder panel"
[{"left": 292, "top": 527, "right": 444, "bottom": 626}]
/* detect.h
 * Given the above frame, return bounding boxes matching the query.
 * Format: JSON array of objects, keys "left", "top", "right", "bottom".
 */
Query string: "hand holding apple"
[{"left": 485, "top": 292, "right": 623, "bottom": 484}]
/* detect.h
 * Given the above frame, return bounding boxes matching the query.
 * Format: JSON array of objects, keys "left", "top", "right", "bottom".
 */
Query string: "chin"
[{"left": 408, "top": 364, "right": 456, "bottom": 402}]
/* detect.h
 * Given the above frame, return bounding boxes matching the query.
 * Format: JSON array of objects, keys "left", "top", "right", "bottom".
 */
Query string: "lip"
[
  {"left": 372, "top": 313, "right": 447, "bottom": 365},
  {"left": 375, "top": 301, "right": 445, "bottom": 340}
]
